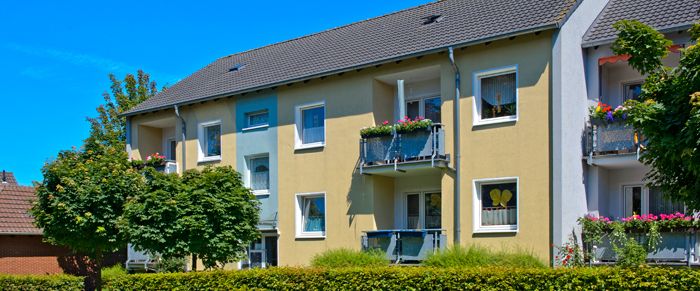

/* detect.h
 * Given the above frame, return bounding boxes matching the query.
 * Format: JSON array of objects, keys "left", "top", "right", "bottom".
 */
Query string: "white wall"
[{"left": 551, "top": 0, "right": 609, "bottom": 252}]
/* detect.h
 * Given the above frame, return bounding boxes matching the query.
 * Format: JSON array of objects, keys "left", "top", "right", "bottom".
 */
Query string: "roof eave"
[
  {"left": 582, "top": 23, "right": 695, "bottom": 48},
  {"left": 122, "top": 24, "right": 560, "bottom": 117}
]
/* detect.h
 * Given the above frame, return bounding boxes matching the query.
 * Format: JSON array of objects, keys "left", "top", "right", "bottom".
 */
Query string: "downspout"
[
  {"left": 448, "top": 47, "right": 461, "bottom": 245},
  {"left": 174, "top": 105, "right": 187, "bottom": 174}
]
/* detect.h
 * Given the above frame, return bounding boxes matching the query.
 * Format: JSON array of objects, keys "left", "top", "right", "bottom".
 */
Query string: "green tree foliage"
[
  {"left": 31, "top": 71, "right": 157, "bottom": 290},
  {"left": 86, "top": 70, "right": 157, "bottom": 149},
  {"left": 122, "top": 166, "right": 260, "bottom": 269},
  {"left": 32, "top": 145, "right": 144, "bottom": 289},
  {"left": 612, "top": 20, "right": 700, "bottom": 209}
]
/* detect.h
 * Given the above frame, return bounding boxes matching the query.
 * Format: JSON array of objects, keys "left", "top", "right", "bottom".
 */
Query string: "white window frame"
[
  {"left": 472, "top": 177, "right": 519, "bottom": 233},
  {"left": 405, "top": 95, "right": 441, "bottom": 121},
  {"left": 238, "top": 234, "right": 277, "bottom": 269},
  {"left": 621, "top": 80, "right": 644, "bottom": 103},
  {"left": 197, "top": 120, "right": 222, "bottom": 162},
  {"left": 472, "top": 65, "right": 519, "bottom": 126},
  {"left": 294, "top": 101, "right": 326, "bottom": 150},
  {"left": 401, "top": 190, "right": 442, "bottom": 229},
  {"left": 295, "top": 192, "right": 326, "bottom": 238},
  {"left": 166, "top": 137, "right": 177, "bottom": 161},
  {"left": 243, "top": 110, "right": 270, "bottom": 131},
  {"left": 246, "top": 154, "right": 270, "bottom": 196}
]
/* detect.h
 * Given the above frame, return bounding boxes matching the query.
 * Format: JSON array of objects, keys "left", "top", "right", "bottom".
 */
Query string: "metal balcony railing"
[
  {"left": 359, "top": 124, "right": 446, "bottom": 172},
  {"left": 586, "top": 121, "right": 643, "bottom": 158},
  {"left": 156, "top": 161, "right": 178, "bottom": 174},
  {"left": 585, "top": 230, "right": 700, "bottom": 266},
  {"left": 361, "top": 229, "right": 446, "bottom": 264}
]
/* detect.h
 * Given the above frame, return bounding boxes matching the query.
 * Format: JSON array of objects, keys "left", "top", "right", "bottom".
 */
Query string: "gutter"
[
  {"left": 174, "top": 105, "right": 187, "bottom": 173},
  {"left": 122, "top": 24, "right": 559, "bottom": 117},
  {"left": 448, "top": 47, "right": 461, "bottom": 245}
]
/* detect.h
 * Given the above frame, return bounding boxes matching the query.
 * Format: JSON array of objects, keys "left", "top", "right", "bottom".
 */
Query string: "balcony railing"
[
  {"left": 586, "top": 121, "right": 643, "bottom": 157},
  {"left": 585, "top": 230, "right": 699, "bottom": 266},
  {"left": 156, "top": 161, "right": 178, "bottom": 174},
  {"left": 361, "top": 229, "right": 446, "bottom": 263},
  {"left": 359, "top": 124, "right": 446, "bottom": 173}
]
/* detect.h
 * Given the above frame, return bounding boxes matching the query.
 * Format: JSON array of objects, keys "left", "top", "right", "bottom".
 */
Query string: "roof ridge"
[{"left": 215, "top": 0, "right": 444, "bottom": 62}]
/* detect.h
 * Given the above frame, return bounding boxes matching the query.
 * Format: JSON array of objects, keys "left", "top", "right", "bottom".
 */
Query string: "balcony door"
[
  {"left": 623, "top": 185, "right": 684, "bottom": 216},
  {"left": 405, "top": 191, "right": 441, "bottom": 229},
  {"left": 405, "top": 96, "right": 441, "bottom": 122}
]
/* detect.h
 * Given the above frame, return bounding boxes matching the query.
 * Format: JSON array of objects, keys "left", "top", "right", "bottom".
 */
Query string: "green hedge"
[
  {"left": 105, "top": 267, "right": 700, "bottom": 290},
  {"left": 0, "top": 274, "right": 83, "bottom": 291}
]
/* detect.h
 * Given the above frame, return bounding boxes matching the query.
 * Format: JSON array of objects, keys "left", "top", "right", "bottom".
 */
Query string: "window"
[
  {"left": 167, "top": 138, "right": 177, "bottom": 161},
  {"left": 295, "top": 193, "right": 326, "bottom": 238},
  {"left": 623, "top": 82, "right": 643, "bottom": 102},
  {"left": 405, "top": 96, "right": 441, "bottom": 122},
  {"left": 473, "top": 178, "right": 518, "bottom": 233},
  {"left": 198, "top": 121, "right": 221, "bottom": 162},
  {"left": 248, "top": 156, "right": 269, "bottom": 194},
  {"left": 623, "top": 186, "right": 684, "bottom": 216},
  {"left": 474, "top": 66, "right": 518, "bottom": 125},
  {"left": 405, "top": 192, "right": 441, "bottom": 229},
  {"left": 245, "top": 110, "right": 269, "bottom": 130},
  {"left": 294, "top": 102, "right": 325, "bottom": 149}
]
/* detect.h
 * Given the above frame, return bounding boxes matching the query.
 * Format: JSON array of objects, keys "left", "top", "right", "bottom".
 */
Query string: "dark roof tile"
[
  {"left": 583, "top": 0, "right": 700, "bottom": 47},
  {"left": 125, "top": 0, "right": 578, "bottom": 115}
]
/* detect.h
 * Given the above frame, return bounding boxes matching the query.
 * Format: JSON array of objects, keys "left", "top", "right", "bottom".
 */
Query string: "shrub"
[
  {"left": 102, "top": 264, "right": 127, "bottom": 281},
  {"left": 156, "top": 257, "right": 187, "bottom": 273},
  {"left": 423, "top": 245, "right": 545, "bottom": 268},
  {"left": 104, "top": 267, "right": 700, "bottom": 290},
  {"left": 0, "top": 274, "right": 83, "bottom": 291},
  {"left": 310, "top": 248, "right": 388, "bottom": 268}
]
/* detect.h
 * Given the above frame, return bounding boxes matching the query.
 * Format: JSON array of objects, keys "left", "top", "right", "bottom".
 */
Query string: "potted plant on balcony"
[
  {"left": 396, "top": 117, "right": 434, "bottom": 160},
  {"left": 589, "top": 102, "right": 627, "bottom": 126},
  {"left": 360, "top": 121, "right": 394, "bottom": 139}
]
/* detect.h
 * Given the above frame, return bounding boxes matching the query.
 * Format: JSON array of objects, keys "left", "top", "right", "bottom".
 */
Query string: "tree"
[
  {"left": 31, "top": 70, "right": 158, "bottom": 290},
  {"left": 122, "top": 166, "right": 260, "bottom": 269},
  {"left": 32, "top": 145, "right": 144, "bottom": 289},
  {"left": 86, "top": 70, "right": 157, "bottom": 149},
  {"left": 612, "top": 20, "right": 700, "bottom": 209}
]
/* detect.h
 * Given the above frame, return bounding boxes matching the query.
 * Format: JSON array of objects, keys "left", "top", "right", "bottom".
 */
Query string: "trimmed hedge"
[
  {"left": 105, "top": 267, "right": 700, "bottom": 290},
  {"left": 0, "top": 274, "right": 83, "bottom": 291}
]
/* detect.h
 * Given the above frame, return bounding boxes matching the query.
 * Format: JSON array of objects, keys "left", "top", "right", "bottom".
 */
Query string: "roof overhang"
[{"left": 582, "top": 23, "right": 694, "bottom": 48}]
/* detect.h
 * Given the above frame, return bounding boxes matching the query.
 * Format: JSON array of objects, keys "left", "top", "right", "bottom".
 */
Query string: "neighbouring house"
[
  {"left": 122, "top": 0, "right": 698, "bottom": 267},
  {"left": 0, "top": 171, "right": 125, "bottom": 274},
  {"left": 553, "top": 0, "right": 700, "bottom": 265}
]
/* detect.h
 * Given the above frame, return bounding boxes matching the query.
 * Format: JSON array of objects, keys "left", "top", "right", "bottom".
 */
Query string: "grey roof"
[
  {"left": 125, "top": 0, "right": 578, "bottom": 115},
  {"left": 583, "top": 0, "right": 700, "bottom": 47}
]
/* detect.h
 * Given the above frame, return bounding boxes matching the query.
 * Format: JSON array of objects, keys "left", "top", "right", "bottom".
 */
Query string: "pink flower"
[{"left": 382, "top": 120, "right": 389, "bottom": 125}]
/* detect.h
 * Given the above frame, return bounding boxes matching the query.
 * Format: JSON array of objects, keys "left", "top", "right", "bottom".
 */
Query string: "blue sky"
[{"left": 0, "top": 0, "right": 430, "bottom": 185}]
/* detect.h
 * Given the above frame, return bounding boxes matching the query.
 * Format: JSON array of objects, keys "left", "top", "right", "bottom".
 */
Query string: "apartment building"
[
  {"left": 123, "top": 0, "right": 699, "bottom": 267},
  {"left": 554, "top": 0, "right": 700, "bottom": 264}
]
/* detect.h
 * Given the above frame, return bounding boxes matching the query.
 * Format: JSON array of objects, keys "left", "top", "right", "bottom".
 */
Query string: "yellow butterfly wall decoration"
[{"left": 489, "top": 189, "right": 513, "bottom": 208}]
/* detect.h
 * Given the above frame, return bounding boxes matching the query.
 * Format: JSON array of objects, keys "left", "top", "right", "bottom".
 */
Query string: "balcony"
[
  {"left": 585, "top": 121, "right": 644, "bottom": 168},
  {"left": 585, "top": 230, "right": 700, "bottom": 266},
  {"left": 361, "top": 229, "right": 446, "bottom": 263},
  {"left": 359, "top": 124, "right": 448, "bottom": 176}
]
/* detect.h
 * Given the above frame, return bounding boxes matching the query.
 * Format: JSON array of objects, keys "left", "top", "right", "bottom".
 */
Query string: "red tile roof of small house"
[{"left": 0, "top": 173, "right": 42, "bottom": 235}]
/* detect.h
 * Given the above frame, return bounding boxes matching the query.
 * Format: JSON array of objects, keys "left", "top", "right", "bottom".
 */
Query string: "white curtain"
[
  {"left": 302, "top": 107, "right": 324, "bottom": 144},
  {"left": 481, "top": 73, "right": 516, "bottom": 106},
  {"left": 251, "top": 157, "right": 269, "bottom": 191}
]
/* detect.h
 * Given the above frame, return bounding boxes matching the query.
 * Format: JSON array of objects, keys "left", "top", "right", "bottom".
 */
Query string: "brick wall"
[{"left": 0, "top": 235, "right": 126, "bottom": 275}]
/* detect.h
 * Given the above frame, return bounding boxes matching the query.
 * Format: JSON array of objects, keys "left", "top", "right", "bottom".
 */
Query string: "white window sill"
[
  {"left": 473, "top": 116, "right": 518, "bottom": 127},
  {"left": 295, "top": 232, "right": 326, "bottom": 239},
  {"left": 474, "top": 226, "right": 518, "bottom": 234},
  {"left": 295, "top": 142, "right": 325, "bottom": 151},
  {"left": 198, "top": 155, "right": 222, "bottom": 163},
  {"left": 242, "top": 124, "right": 269, "bottom": 131},
  {"left": 253, "top": 190, "right": 270, "bottom": 196}
]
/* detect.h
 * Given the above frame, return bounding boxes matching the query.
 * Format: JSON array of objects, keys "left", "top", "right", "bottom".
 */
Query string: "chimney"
[{"left": 1, "top": 170, "right": 6, "bottom": 184}]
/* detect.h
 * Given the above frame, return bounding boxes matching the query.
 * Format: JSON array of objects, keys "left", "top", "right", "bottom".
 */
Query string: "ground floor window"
[
  {"left": 404, "top": 192, "right": 441, "bottom": 229},
  {"left": 473, "top": 177, "right": 518, "bottom": 233},
  {"left": 240, "top": 235, "right": 277, "bottom": 269},
  {"left": 295, "top": 193, "right": 326, "bottom": 238}
]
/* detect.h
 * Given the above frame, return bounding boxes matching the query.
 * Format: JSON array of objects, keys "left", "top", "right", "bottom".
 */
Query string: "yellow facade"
[{"left": 128, "top": 31, "right": 553, "bottom": 267}]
